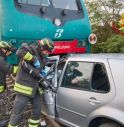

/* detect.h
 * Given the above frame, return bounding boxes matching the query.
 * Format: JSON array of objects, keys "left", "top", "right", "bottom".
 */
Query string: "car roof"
[{"left": 68, "top": 53, "right": 124, "bottom": 60}]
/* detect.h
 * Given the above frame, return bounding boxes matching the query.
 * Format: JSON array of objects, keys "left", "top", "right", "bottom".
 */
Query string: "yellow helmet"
[
  {"left": 38, "top": 38, "right": 54, "bottom": 52},
  {"left": 0, "top": 41, "right": 16, "bottom": 52}
]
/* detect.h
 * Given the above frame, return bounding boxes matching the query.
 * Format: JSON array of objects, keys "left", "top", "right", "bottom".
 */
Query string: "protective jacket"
[
  {"left": 14, "top": 43, "right": 46, "bottom": 97},
  {"left": 0, "top": 50, "right": 17, "bottom": 93}
]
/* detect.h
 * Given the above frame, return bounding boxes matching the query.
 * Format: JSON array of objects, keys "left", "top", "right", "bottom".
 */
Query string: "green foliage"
[
  {"left": 92, "top": 34, "right": 124, "bottom": 53},
  {"left": 95, "top": 24, "right": 114, "bottom": 43},
  {"left": 85, "top": 0, "right": 124, "bottom": 53},
  {"left": 86, "top": 0, "right": 124, "bottom": 28}
]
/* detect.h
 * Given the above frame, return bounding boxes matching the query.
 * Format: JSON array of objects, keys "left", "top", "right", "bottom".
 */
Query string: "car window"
[
  {"left": 91, "top": 63, "right": 110, "bottom": 93},
  {"left": 61, "top": 61, "right": 93, "bottom": 91}
]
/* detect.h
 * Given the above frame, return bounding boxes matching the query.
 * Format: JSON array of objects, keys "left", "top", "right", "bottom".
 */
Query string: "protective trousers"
[{"left": 8, "top": 92, "right": 42, "bottom": 127}]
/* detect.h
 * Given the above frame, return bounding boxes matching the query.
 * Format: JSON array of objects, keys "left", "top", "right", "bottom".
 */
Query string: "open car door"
[{"left": 41, "top": 55, "right": 61, "bottom": 118}]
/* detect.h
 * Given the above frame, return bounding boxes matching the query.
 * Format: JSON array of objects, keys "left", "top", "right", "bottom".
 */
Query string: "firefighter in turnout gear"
[
  {"left": 0, "top": 41, "right": 18, "bottom": 127},
  {"left": 8, "top": 38, "right": 54, "bottom": 127}
]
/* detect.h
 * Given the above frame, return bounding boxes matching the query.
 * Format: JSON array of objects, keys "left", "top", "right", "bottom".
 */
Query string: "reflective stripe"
[
  {"left": 8, "top": 124, "right": 18, "bottom": 127},
  {"left": 29, "top": 124, "right": 39, "bottom": 127},
  {"left": 29, "top": 119, "right": 40, "bottom": 127},
  {"left": 38, "top": 87, "right": 44, "bottom": 95},
  {"left": 23, "top": 52, "right": 33, "bottom": 61},
  {"left": 46, "top": 39, "right": 52, "bottom": 48},
  {"left": 13, "top": 66, "right": 18, "bottom": 74},
  {"left": 14, "top": 82, "right": 33, "bottom": 95},
  {"left": 0, "top": 85, "right": 4, "bottom": 92},
  {"left": 29, "top": 119, "right": 40, "bottom": 124}
]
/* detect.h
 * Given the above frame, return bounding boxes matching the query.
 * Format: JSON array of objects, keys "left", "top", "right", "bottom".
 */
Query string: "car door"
[{"left": 56, "top": 60, "right": 115, "bottom": 127}]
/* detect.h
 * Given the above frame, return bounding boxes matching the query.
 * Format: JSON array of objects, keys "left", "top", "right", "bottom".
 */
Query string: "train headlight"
[{"left": 54, "top": 18, "right": 61, "bottom": 26}]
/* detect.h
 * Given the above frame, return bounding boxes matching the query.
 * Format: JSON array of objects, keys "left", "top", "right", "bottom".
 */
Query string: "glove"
[
  {"left": 40, "top": 70, "right": 47, "bottom": 77},
  {"left": 33, "top": 60, "right": 40, "bottom": 68}
]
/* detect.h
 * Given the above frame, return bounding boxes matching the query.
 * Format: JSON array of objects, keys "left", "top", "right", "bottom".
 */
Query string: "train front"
[{"left": 0, "top": 0, "right": 93, "bottom": 64}]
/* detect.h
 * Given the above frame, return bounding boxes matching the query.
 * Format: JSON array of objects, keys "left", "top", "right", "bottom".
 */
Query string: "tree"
[
  {"left": 85, "top": 0, "right": 124, "bottom": 42},
  {"left": 118, "top": 13, "right": 124, "bottom": 31},
  {"left": 86, "top": 0, "right": 124, "bottom": 29}
]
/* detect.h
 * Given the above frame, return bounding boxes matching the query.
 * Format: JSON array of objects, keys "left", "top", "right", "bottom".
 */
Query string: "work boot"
[{"left": 0, "top": 120, "right": 8, "bottom": 127}]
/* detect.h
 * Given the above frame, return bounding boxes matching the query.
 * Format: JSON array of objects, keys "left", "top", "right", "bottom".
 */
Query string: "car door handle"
[{"left": 88, "top": 97, "right": 101, "bottom": 104}]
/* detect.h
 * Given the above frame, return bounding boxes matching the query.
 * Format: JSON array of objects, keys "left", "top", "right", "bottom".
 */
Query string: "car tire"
[{"left": 98, "top": 122, "right": 121, "bottom": 127}]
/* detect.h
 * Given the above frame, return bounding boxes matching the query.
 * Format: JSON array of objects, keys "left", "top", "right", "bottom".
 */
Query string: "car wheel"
[{"left": 98, "top": 122, "right": 121, "bottom": 127}]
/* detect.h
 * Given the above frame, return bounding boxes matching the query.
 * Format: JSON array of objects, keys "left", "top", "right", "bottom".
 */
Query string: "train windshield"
[
  {"left": 17, "top": 0, "right": 79, "bottom": 10},
  {"left": 17, "top": 0, "right": 50, "bottom": 6},
  {"left": 52, "top": 0, "right": 78, "bottom": 10}
]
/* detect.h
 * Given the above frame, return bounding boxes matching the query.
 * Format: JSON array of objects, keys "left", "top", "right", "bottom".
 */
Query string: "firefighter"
[
  {"left": 8, "top": 38, "right": 54, "bottom": 127},
  {"left": 0, "top": 41, "right": 18, "bottom": 126}
]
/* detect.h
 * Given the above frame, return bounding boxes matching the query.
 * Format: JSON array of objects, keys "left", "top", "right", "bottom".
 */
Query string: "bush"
[{"left": 92, "top": 34, "right": 124, "bottom": 53}]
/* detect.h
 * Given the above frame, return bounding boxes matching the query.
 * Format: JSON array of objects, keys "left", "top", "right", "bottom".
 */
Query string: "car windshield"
[
  {"left": 18, "top": 0, "right": 50, "bottom": 6},
  {"left": 52, "top": 0, "right": 78, "bottom": 10}
]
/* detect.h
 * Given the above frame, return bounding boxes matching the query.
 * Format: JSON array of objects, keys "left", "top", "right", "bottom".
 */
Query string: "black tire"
[{"left": 98, "top": 122, "right": 122, "bottom": 127}]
